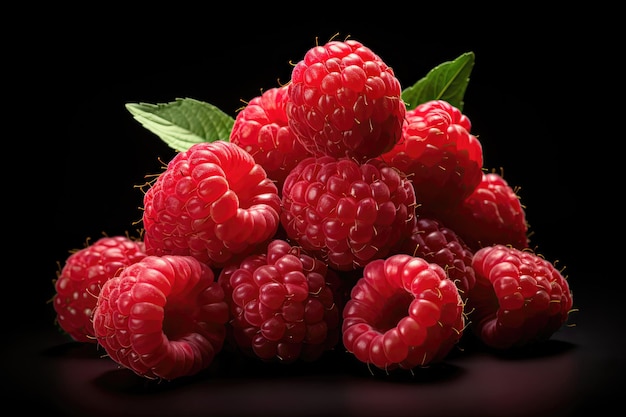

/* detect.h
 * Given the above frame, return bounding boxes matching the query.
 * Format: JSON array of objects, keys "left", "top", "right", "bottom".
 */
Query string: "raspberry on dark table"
[
  {"left": 92, "top": 255, "right": 230, "bottom": 380},
  {"left": 217, "top": 239, "right": 341, "bottom": 363},
  {"left": 53, "top": 235, "right": 147, "bottom": 343},
  {"left": 342, "top": 254, "right": 465, "bottom": 371},
  {"left": 466, "top": 244, "right": 574, "bottom": 350}
]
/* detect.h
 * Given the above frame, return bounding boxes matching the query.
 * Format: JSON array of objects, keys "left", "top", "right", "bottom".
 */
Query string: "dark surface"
[
  {"left": 2, "top": 312, "right": 615, "bottom": 417},
  {"left": 7, "top": 6, "right": 620, "bottom": 416}
]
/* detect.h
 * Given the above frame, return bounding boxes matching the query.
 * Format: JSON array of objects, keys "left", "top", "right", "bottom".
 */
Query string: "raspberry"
[
  {"left": 217, "top": 239, "right": 341, "bottom": 363},
  {"left": 142, "top": 140, "right": 282, "bottom": 268},
  {"left": 466, "top": 244, "right": 574, "bottom": 350},
  {"left": 230, "top": 85, "right": 312, "bottom": 194},
  {"left": 280, "top": 155, "right": 417, "bottom": 271},
  {"left": 92, "top": 255, "right": 229, "bottom": 380},
  {"left": 435, "top": 171, "right": 530, "bottom": 252},
  {"left": 52, "top": 235, "right": 147, "bottom": 343},
  {"left": 342, "top": 254, "right": 465, "bottom": 371},
  {"left": 399, "top": 217, "right": 476, "bottom": 302},
  {"left": 286, "top": 39, "right": 405, "bottom": 161},
  {"left": 378, "top": 99, "right": 483, "bottom": 215}
]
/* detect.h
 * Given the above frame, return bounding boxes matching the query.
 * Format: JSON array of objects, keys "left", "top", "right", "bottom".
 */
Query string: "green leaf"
[
  {"left": 125, "top": 98, "right": 235, "bottom": 151},
  {"left": 401, "top": 51, "right": 475, "bottom": 112}
]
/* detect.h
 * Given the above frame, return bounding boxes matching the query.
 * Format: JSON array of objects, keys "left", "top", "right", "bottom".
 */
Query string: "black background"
[{"left": 6, "top": 4, "right": 620, "bottom": 416}]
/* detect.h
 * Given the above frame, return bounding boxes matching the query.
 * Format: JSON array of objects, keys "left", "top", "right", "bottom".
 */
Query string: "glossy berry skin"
[
  {"left": 53, "top": 236, "right": 147, "bottom": 343},
  {"left": 399, "top": 217, "right": 476, "bottom": 302},
  {"left": 379, "top": 100, "right": 483, "bottom": 215},
  {"left": 230, "top": 85, "right": 312, "bottom": 194},
  {"left": 217, "top": 239, "right": 341, "bottom": 363},
  {"left": 467, "top": 244, "right": 574, "bottom": 350},
  {"left": 280, "top": 155, "right": 417, "bottom": 271},
  {"left": 287, "top": 39, "right": 405, "bottom": 161},
  {"left": 92, "top": 255, "right": 229, "bottom": 380},
  {"left": 142, "top": 141, "right": 282, "bottom": 268},
  {"left": 435, "top": 171, "right": 529, "bottom": 252},
  {"left": 342, "top": 254, "right": 465, "bottom": 371}
]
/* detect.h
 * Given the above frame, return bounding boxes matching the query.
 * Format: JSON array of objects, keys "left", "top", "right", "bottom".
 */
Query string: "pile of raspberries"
[{"left": 52, "top": 38, "right": 575, "bottom": 381}]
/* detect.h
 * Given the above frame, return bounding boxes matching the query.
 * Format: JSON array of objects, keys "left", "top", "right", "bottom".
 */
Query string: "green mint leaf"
[
  {"left": 401, "top": 51, "right": 475, "bottom": 111},
  {"left": 125, "top": 98, "right": 235, "bottom": 151}
]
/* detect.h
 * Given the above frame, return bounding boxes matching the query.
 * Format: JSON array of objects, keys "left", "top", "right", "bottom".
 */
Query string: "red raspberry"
[
  {"left": 467, "top": 244, "right": 574, "bottom": 350},
  {"left": 217, "top": 239, "right": 341, "bottom": 363},
  {"left": 399, "top": 217, "right": 476, "bottom": 302},
  {"left": 280, "top": 155, "right": 417, "bottom": 271},
  {"left": 378, "top": 99, "right": 484, "bottom": 215},
  {"left": 342, "top": 254, "right": 465, "bottom": 371},
  {"left": 142, "top": 140, "right": 282, "bottom": 268},
  {"left": 52, "top": 235, "right": 147, "bottom": 343},
  {"left": 230, "top": 85, "right": 312, "bottom": 194},
  {"left": 286, "top": 39, "right": 405, "bottom": 161},
  {"left": 92, "top": 255, "right": 229, "bottom": 380},
  {"left": 435, "top": 171, "right": 530, "bottom": 252}
]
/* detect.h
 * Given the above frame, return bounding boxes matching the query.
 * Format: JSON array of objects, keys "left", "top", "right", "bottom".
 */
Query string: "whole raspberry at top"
[
  {"left": 217, "top": 239, "right": 342, "bottom": 363},
  {"left": 92, "top": 255, "right": 230, "bottom": 380},
  {"left": 280, "top": 155, "right": 417, "bottom": 271},
  {"left": 286, "top": 39, "right": 405, "bottom": 161},
  {"left": 435, "top": 171, "right": 530, "bottom": 252},
  {"left": 52, "top": 235, "right": 147, "bottom": 343},
  {"left": 230, "top": 85, "right": 312, "bottom": 194},
  {"left": 378, "top": 99, "right": 483, "bottom": 215},
  {"left": 142, "top": 140, "right": 282, "bottom": 268},
  {"left": 399, "top": 217, "right": 476, "bottom": 302},
  {"left": 342, "top": 254, "right": 465, "bottom": 371},
  {"left": 467, "top": 244, "right": 574, "bottom": 350}
]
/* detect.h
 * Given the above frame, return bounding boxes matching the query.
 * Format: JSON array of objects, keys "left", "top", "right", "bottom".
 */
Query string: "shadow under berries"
[{"left": 42, "top": 341, "right": 102, "bottom": 360}]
